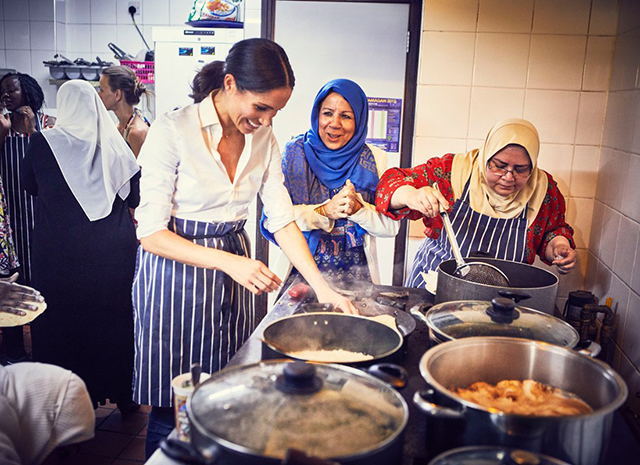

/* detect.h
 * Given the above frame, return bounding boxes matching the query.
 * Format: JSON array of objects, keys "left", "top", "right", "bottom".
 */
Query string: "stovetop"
[{"left": 227, "top": 277, "right": 436, "bottom": 465}]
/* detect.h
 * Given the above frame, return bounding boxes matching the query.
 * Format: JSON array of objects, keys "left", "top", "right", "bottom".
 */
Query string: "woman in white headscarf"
[
  {"left": 0, "top": 362, "right": 95, "bottom": 465},
  {"left": 20, "top": 80, "right": 141, "bottom": 413},
  {"left": 376, "top": 118, "right": 577, "bottom": 288}
]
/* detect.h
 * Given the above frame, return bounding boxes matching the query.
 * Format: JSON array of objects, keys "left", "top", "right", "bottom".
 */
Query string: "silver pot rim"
[
  {"left": 437, "top": 257, "right": 559, "bottom": 290},
  {"left": 263, "top": 312, "right": 404, "bottom": 361},
  {"left": 188, "top": 359, "right": 410, "bottom": 461},
  {"left": 419, "top": 336, "right": 628, "bottom": 419},
  {"left": 428, "top": 445, "right": 572, "bottom": 465},
  {"left": 424, "top": 299, "right": 580, "bottom": 349}
]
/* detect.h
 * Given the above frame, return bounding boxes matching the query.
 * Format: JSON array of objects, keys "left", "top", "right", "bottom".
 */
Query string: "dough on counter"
[{"left": 369, "top": 314, "right": 399, "bottom": 332}]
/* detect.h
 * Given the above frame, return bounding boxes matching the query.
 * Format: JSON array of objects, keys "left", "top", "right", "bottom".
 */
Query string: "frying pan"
[{"left": 261, "top": 313, "right": 403, "bottom": 367}]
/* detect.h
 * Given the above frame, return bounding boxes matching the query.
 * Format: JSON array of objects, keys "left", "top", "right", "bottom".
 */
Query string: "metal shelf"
[{"left": 48, "top": 79, "right": 100, "bottom": 87}]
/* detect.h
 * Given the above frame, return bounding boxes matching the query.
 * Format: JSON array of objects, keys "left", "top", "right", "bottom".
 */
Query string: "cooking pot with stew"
[
  {"left": 414, "top": 337, "right": 627, "bottom": 465},
  {"left": 436, "top": 258, "right": 558, "bottom": 314},
  {"left": 183, "top": 360, "right": 409, "bottom": 465}
]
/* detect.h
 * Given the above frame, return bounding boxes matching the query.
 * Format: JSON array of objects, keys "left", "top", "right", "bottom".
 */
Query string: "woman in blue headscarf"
[{"left": 262, "top": 79, "right": 398, "bottom": 286}]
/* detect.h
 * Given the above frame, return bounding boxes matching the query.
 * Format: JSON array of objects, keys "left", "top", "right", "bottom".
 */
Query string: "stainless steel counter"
[{"left": 146, "top": 278, "right": 640, "bottom": 465}]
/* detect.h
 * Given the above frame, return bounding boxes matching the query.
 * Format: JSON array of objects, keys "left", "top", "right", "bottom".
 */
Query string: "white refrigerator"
[{"left": 152, "top": 26, "right": 244, "bottom": 117}]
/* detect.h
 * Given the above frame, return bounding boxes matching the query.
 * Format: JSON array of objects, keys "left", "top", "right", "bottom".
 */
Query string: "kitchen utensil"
[
  {"left": 428, "top": 446, "right": 570, "bottom": 465},
  {"left": 64, "top": 66, "right": 82, "bottom": 79},
  {"left": 43, "top": 62, "right": 67, "bottom": 79},
  {"left": 436, "top": 257, "right": 558, "bottom": 313},
  {"left": 191, "top": 363, "right": 202, "bottom": 388},
  {"left": 435, "top": 185, "right": 510, "bottom": 287},
  {"left": 415, "top": 337, "right": 627, "bottom": 465},
  {"left": 187, "top": 360, "right": 409, "bottom": 464},
  {"left": 419, "top": 296, "right": 579, "bottom": 348},
  {"left": 108, "top": 42, "right": 134, "bottom": 60},
  {"left": 261, "top": 312, "right": 403, "bottom": 366},
  {"left": 54, "top": 53, "right": 74, "bottom": 64}
]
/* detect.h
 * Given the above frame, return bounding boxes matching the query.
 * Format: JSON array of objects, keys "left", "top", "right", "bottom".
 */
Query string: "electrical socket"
[{"left": 128, "top": 2, "right": 141, "bottom": 16}]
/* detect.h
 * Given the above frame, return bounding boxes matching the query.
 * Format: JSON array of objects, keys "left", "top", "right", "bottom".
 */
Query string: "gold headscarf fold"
[{"left": 450, "top": 118, "right": 548, "bottom": 227}]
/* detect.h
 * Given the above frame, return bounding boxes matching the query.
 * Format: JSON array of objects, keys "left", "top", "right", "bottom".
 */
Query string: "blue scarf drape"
[{"left": 261, "top": 79, "right": 379, "bottom": 255}]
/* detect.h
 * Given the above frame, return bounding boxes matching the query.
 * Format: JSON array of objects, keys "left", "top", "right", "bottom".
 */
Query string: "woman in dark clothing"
[
  {"left": 21, "top": 80, "right": 140, "bottom": 409},
  {"left": 0, "top": 72, "right": 55, "bottom": 364}
]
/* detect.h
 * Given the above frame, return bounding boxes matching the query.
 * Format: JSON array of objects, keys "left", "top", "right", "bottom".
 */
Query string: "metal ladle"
[{"left": 435, "top": 185, "right": 511, "bottom": 287}]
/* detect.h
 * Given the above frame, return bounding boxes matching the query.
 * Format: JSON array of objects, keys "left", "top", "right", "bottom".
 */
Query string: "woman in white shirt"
[{"left": 133, "top": 38, "right": 355, "bottom": 458}]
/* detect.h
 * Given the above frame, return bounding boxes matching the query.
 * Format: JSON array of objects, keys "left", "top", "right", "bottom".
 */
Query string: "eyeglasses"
[{"left": 487, "top": 159, "right": 532, "bottom": 178}]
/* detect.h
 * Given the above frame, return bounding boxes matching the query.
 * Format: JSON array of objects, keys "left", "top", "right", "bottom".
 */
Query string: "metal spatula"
[{"left": 435, "top": 184, "right": 511, "bottom": 287}]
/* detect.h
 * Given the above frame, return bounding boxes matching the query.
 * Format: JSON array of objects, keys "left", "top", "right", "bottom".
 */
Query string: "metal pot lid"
[
  {"left": 428, "top": 446, "right": 571, "bottom": 465},
  {"left": 425, "top": 297, "right": 579, "bottom": 348},
  {"left": 188, "top": 360, "right": 408, "bottom": 460}
]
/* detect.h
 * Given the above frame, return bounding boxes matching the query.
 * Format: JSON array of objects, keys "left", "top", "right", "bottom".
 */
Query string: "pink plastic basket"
[{"left": 119, "top": 60, "right": 154, "bottom": 84}]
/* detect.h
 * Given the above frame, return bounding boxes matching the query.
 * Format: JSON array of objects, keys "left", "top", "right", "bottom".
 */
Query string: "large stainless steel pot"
[
  {"left": 414, "top": 337, "right": 627, "bottom": 465},
  {"left": 437, "top": 258, "right": 558, "bottom": 314},
  {"left": 187, "top": 360, "right": 409, "bottom": 465}
]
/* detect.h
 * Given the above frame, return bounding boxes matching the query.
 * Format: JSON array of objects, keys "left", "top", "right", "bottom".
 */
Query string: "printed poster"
[{"left": 366, "top": 97, "right": 402, "bottom": 153}]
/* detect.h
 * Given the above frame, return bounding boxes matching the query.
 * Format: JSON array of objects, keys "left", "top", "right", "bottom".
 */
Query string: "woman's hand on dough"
[{"left": 315, "top": 286, "right": 358, "bottom": 315}]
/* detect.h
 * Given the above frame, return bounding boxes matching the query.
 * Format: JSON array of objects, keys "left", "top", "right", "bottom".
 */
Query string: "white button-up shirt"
[{"left": 135, "top": 97, "right": 294, "bottom": 239}]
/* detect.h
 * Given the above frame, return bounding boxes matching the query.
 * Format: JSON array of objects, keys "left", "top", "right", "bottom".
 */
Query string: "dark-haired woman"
[
  {"left": 98, "top": 66, "right": 151, "bottom": 157},
  {"left": 0, "top": 72, "right": 54, "bottom": 364},
  {"left": 190, "top": 61, "right": 218, "bottom": 104},
  {"left": 134, "top": 38, "right": 355, "bottom": 457}
]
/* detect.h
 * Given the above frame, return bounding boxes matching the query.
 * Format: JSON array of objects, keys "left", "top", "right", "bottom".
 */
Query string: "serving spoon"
[{"left": 435, "top": 184, "right": 511, "bottom": 287}]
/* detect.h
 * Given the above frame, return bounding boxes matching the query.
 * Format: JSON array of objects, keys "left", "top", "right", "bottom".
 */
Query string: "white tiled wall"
[
  {"left": 410, "top": 0, "right": 619, "bottom": 310},
  {"left": 586, "top": 0, "right": 640, "bottom": 413},
  {"left": 1, "top": 0, "right": 262, "bottom": 110}
]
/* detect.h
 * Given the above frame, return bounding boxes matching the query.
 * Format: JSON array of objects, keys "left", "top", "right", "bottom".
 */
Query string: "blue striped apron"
[
  {"left": 406, "top": 179, "right": 528, "bottom": 288},
  {"left": 0, "top": 114, "right": 46, "bottom": 284},
  {"left": 132, "top": 217, "right": 254, "bottom": 407}
]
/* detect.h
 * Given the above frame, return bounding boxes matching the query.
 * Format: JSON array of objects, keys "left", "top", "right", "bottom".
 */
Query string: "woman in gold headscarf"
[{"left": 375, "top": 118, "right": 577, "bottom": 288}]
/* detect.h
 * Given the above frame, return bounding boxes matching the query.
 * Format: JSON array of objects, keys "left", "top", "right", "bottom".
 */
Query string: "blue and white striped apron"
[
  {"left": 0, "top": 114, "right": 46, "bottom": 284},
  {"left": 407, "top": 179, "right": 528, "bottom": 288},
  {"left": 132, "top": 217, "right": 255, "bottom": 407}
]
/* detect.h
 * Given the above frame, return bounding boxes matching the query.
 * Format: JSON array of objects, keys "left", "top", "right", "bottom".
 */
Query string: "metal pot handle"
[
  {"left": 409, "top": 304, "right": 431, "bottom": 325},
  {"left": 498, "top": 290, "right": 532, "bottom": 303},
  {"left": 366, "top": 363, "right": 408, "bottom": 389},
  {"left": 413, "top": 389, "right": 465, "bottom": 420},
  {"left": 160, "top": 438, "right": 220, "bottom": 465}
]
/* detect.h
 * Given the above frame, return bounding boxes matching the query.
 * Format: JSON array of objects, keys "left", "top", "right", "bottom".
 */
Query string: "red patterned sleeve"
[
  {"left": 375, "top": 154, "right": 455, "bottom": 238},
  {"left": 529, "top": 172, "right": 575, "bottom": 264}
]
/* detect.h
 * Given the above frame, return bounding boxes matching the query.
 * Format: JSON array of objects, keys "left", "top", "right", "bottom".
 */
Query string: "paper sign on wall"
[{"left": 366, "top": 97, "right": 402, "bottom": 153}]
